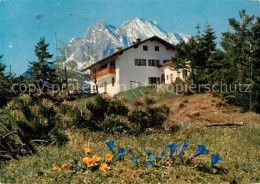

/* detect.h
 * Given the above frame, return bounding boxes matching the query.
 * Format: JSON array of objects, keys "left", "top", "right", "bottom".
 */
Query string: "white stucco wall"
[
  {"left": 117, "top": 40, "right": 174, "bottom": 92},
  {"left": 86, "top": 40, "right": 190, "bottom": 96},
  {"left": 164, "top": 67, "right": 187, "bottom": 84}
]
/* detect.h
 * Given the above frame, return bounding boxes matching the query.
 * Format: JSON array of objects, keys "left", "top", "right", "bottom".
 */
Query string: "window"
[
  {"left": 143, "top": 45, "right": 148, "bottom": 51},
  {"left": 110, "top": 60, "right": 115, "bottom": 68},
  {"left": 182, "top": 70, "right": 187, "bottom": 78},
  {"left": 155, "top": 46, "right": 159, "bottom": 51},
  {"left": 100, "top": 64, "right": 107, "bottom": 70},
  {"left": 148, "top": 77, "right": 160, "bottom": 84},
  {"left": 93, "top": 85, "right": 95, "bottom": 91},
  {"left": 167, "top": 75, "right": 169, "bottom": 80},
  {"left": 135, "top": 59, "right": 146, "bottom": 66},
  {"left": 112, "top": 77, "right": 115, "bottom": 86},
  {"left": 177, "top": 71, "right": 181, "bottom": 78},
  {"left": 148, "top": 59, "right": 160, "bottom": 66}
]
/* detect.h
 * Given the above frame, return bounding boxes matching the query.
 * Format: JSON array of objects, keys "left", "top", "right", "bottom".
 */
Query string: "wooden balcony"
[
  {"left": 160, "top": 61, "right": 171, "bottom": 67},
  {"left": 92, "top": 67, "right": 115, "bottom": 79}
]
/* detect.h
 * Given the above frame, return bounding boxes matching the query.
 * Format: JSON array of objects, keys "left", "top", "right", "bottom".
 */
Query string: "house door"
[
  {"left": 104, "top": 81, "right": 107, "bottom": 93},
  {"left": 170, "top": 74, "right": 173, "bottom": 83},
  {"left": 161, "top": 74, "right": 165, "bottom": 84}
]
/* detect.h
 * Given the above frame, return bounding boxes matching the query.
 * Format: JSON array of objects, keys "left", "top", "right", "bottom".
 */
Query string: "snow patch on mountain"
[{"left": 65, "top": 18, "right": 191, "bottom": 70}]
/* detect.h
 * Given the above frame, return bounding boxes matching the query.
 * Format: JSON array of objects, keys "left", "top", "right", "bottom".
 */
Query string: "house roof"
[{"left": 81, "top": 36, "right": 175, "bottom": 72}]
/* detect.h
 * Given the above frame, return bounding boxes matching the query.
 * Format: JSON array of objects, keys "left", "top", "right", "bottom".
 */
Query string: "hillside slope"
[
  {"left": 1, "top": 92, "right": 259, "bottom": 183},
  {"left": 159, "top": 93, "right": 260, "bottom": 127}
]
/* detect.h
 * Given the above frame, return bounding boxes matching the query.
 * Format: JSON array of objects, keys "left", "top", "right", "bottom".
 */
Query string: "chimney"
[
  {"left": 116, "top": 47, "right": 122, "bottom": 52},
  {"left": 136, "top": 38, "right": 141, "bottom": 43},
  {"left": 132, "top": 42, "right": 136, "bottom": 45}
]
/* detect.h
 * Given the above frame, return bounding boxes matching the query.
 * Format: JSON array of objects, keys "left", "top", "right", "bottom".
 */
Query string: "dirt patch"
[{"left": 158, "top": 93, "right": 260, "bottom": 128}]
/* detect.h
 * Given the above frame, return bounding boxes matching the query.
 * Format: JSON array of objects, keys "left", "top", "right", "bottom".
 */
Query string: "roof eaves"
[{"left": 81, "top": 36, "right": 175, "bottom": 72}]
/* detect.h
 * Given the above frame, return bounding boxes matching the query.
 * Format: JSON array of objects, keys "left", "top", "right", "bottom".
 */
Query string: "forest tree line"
[
  {"left": 0, "top": 10, "right": 259, "bottom": 113},
  {"left": 171, "top": 10, "right": 260, "bottom": 113}
]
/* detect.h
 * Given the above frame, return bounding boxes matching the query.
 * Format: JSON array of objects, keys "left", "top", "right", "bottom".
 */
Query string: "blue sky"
[{"left": 0, "top": 0, "right": 259, "bottom": 75}]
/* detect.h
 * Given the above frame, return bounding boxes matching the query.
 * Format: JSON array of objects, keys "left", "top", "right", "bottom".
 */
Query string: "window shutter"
[
  {"left": 148, "top": 77, "right": 152, "bottom": 84},
  {"left": 148, "top": 60, "right": 151, "bottom": 66},
  {"left": 135, "top": 59, "right": 138, "bottom": 65},
  {"left": 156, "top": 60, "right": 160, "bottom": 66},
  {"left": 157, "top": 78, "right": 160, "bottom": 84},
  {"left": 143, "top": 59, "right": 146, "bottom": 66}
]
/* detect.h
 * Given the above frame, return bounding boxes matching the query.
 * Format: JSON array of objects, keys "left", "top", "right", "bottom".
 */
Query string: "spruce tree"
[
  {"left": 201, "top": 23, "right": 218, "bottom": 84},
  {"left": 0, "top": 55, "right": 13, "bottom": 107},
  {"left": 250, "top": 16, "right": 260, "bottom": 112},
  {"left": 220, "top": 10, "right": 259, "bottom": 111},
  {"left": 202, "top": 22, "right": 217, "bottom": 56},
  {"left": 28, "top": 37, "right": 58, "bottom": 92},
  {"left": 171, "top": 23, "right": 216, "bottom": 87}
]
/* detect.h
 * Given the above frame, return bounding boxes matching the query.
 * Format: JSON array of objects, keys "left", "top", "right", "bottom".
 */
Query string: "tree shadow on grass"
[{"left": 195, "top": 163, "right": 227, "bottom": 174}]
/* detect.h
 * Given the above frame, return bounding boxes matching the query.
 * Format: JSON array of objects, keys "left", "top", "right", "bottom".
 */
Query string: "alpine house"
[{"left": 81, "top": 36, "right": 188, "bottom": 96}]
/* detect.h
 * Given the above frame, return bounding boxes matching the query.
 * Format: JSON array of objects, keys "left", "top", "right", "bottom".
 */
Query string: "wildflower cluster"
[
  {"left": 51, "top": 140, "right": 222, "bottom": 173},
  {"left": 51, "top": 146, "right": 112, "bottom": 173}
]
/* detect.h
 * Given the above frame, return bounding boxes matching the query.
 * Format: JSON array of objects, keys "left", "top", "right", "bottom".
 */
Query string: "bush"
[
  {"left": 128, "top": 96, "right": 170, "bottom": 133},
  {"left": 69, "top": 107, "right": 92, "bottom": 129},
  {"left": 107, "top": 98, "right": 129, "bottom": 116},
  {"left": 0, "top": 93, "right": 170, "bottom": 160},
  {"left": 222, "top": 92, "right": 250, "bottom": 112},
  {"left": 0, "top": 94, "right": 68, "bottom": 160},
  {"left": 101, "top": 114, "right": 130, "bottom": 134},
  {"left": 50, "top": 129, "right": 69, "bottom": 146}
]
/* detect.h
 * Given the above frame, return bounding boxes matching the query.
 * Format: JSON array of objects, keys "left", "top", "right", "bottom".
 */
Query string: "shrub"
[
  {"left": 50, "top": 128, "right": 69, "bottom": 146},
  {"left": 0, "top": 94, "right": 68, "bottom": 160},
  {"left": 222, "top": 92, "right": 249, "bottom": 112},
  {"left": 101, "top": 114, "right": 130, "bottom": 134},
  {"left": 107, "top": 98, "right": 129, "bottom": 116},
  {"left": 128, "top": 96, "right": 170, "bottom": 133},
  {"left": 69, "top": 107, "right": 92, "bottom": 129},
  {"left": 86, "top": 95, "right": 110, "bottom": 123}
]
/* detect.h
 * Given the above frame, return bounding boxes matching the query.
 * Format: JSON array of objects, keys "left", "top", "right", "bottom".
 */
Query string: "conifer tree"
[
  {"left": 171, "top": 23, "right": 217, "bottom": 87},
  {"left": 28, "top": 37, "right": 58, "bottom": 92},
  {"left": 0, "top": 55, "right": 14, "bottom": 107},
  {"left": 202, "top": 22, "right": 217, "bottom": 56},
  {"left": 250, "top": 16, "right": 260, "bottom": 112},
  {"left": 220, "top": 10, "right": 259, "bottom": 111}
]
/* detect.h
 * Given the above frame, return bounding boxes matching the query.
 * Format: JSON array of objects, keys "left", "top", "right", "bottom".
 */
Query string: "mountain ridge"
[{"left": 65, "top": 18, "right": 191, "bottom": 70}]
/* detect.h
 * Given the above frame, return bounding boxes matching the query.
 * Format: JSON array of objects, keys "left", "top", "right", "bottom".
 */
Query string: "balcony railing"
[
  {"left": 92, "top": 67, "right": 115, "bottom": 79},
  {"left": 160, "top": 61, "right": 171, "bottom": 67}
]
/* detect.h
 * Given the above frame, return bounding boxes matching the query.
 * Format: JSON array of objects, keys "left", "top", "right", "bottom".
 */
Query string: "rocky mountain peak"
[{"left": 65, "top": 18, "right": 191, "bottom": 70}]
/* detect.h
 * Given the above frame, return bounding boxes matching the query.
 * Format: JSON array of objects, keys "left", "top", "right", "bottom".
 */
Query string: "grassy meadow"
[{"left": 0, "top": 86, "right": 259, "bottom": 184}]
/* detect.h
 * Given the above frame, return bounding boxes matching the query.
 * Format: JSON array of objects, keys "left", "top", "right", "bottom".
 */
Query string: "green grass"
[
  {"left": 1, "top": 88, "right": 259, "bottom": 183},
  {"left": 1, "top": 124, "right": 259, "bottom": 184},
  {"left": 114, "top": 85, "right": 178, "bottom": 103},
  {"left": 73, "top": 85, "right": 178, "bottom": 107}
]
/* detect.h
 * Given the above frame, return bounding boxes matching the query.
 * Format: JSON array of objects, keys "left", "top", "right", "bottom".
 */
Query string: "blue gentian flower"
[
  {"left": 211, "top": 154, "right": 222, "bottom": 164},
  {"left": 106, "top": 140, "right": 115, "bottom": 152},
  {"left": 128, "top": 149, "right": 133, "bottom": 155},
  {"left": 118, "top": 148, "right": 127, "bottom": 156},
  {"left": 193, "top": 145, "right": 209, "bottom": 157},
  {"left": 155, "top": 156, "right": 162, "bottom": 162},
  {"left": 130, "top": 156, "right": 138, "bottom": 163},
  {"left": 144, "top": 150, "right": 152, "bottom": 155},
  {"left": 177, "top": 142, "right": 188, "bottom": 155},
  {"left": 116, "top": 155, "right": 123, "bottom": 161},
  {"left": 161, "top": 151, "right": 166, "bottom": 156},
  {"left": 167, "top": 143, "right": 178, "bottom": 158},
  {"left": 144, "top": 162, "right": 152, "bottom": 168},
  {"left": 148, "top": 156, "right": 155, "bottom": 162}
]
